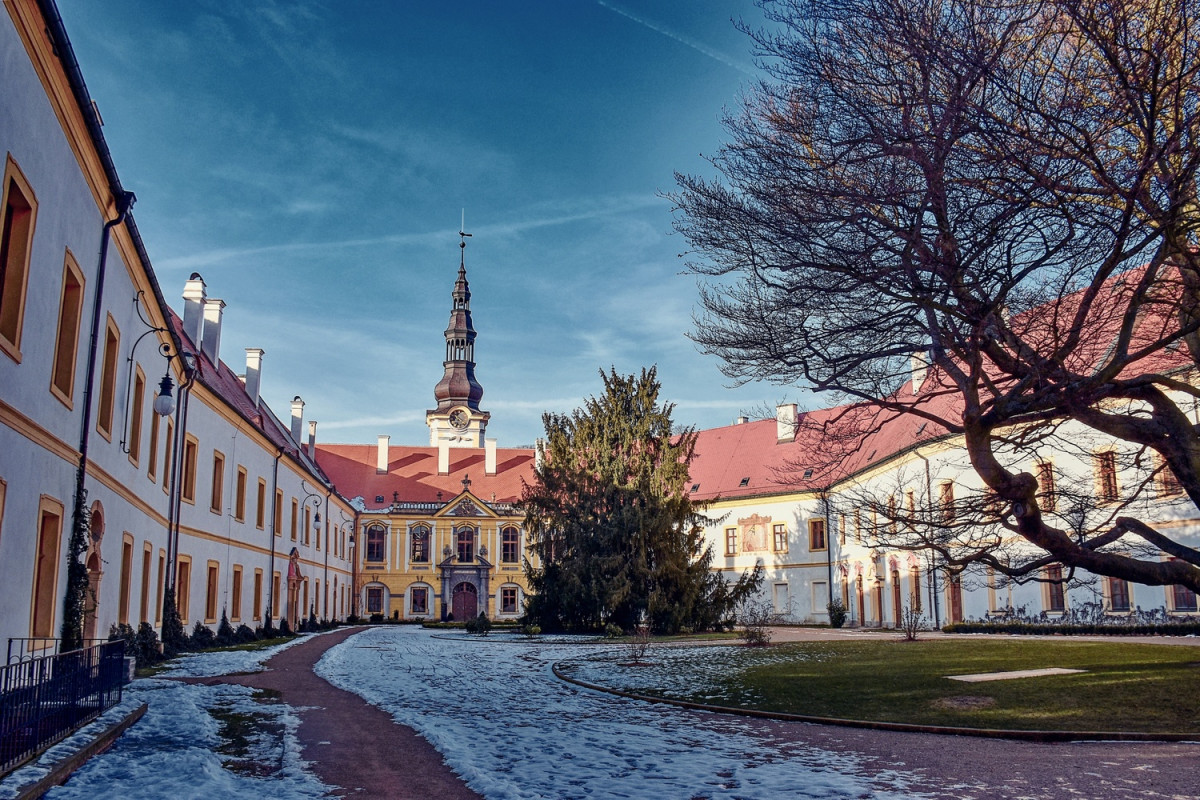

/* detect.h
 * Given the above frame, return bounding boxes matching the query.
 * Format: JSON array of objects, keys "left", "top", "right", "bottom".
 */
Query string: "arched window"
[
  {"left": 501, "top": 526, "right": 520, "bottom": 563},
  {"left": 456, "top": 526, "right": 475, "bottom": 562},
  {"left": 365, "top": 524, "right": 385, "bottom": 562},
  {"left": 410, "top": 525, "right": 430, "bottom": 563}
]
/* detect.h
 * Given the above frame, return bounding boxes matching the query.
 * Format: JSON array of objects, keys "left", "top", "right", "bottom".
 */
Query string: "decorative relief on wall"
[
  {"left": 738, "top": 514, "right": 771, "bottom": 553},
  {"left": 449, "top": 499, "right": 481, "bottom": 517}
]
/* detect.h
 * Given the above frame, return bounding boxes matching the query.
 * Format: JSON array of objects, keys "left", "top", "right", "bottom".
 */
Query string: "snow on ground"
[
  {"left": 154, "top": 630, "right": 321, "bottom": 678},
  {"left": 1, "top": 636, "right": 334, "bottom": 800},
  {"left": 316, "top": 626, "right": 935, "bottom": 800}
]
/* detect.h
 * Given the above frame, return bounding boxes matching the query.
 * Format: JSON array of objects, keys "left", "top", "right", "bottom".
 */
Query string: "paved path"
[{"left": 189, "top": 628, "right": 480, "bottom": 799}]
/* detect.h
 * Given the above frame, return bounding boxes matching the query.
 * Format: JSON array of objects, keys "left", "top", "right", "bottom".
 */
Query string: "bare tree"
[{"left": 672, "top": 0, "right": 1200, "bottom": 591}]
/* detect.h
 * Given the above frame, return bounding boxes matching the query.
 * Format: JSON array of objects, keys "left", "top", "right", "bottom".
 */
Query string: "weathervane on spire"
[{"left": 459, "top": 209, "right": 472, "bottom": 264}]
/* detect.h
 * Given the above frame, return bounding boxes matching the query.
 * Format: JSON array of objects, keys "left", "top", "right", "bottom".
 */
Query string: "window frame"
[
  {"left": 365, "top": 524, "right": 386, "bottom": 563},
  {"left": 234, "top": 466, "right": 247, "bottom": 521},
  {"left": 180, "top": 434, "right": 199, "bottom": 504},
  {"left": 410, "top": 524, "right": 430, "bottom": 563},
  {"left": 0, "top": 154, "right": 37, "bottom": 362},
  {"left": 410, "top": 586, "right": 429, "bottom": 615},
  {"left": 724, "top": 527, "right": 737, "bottom": 557},
  {"left": 49, "top": 251, "right": 85, "bottom": 407},
  {"left": 1095, "top": 450, "right": 1119, "bottom": 503},
  {"left": 500, "top": 586, "right": 518, "bottom": 614},
  {"left": 210, "top": 450, "right": 225, "bottom": 514},
  {"left": 808, "top": 519, "right": 826, "bottom": 552},
  {"left": 456, "top": 526, "right": 475, "bottom": 563},
  {"left": 772, "top": 523, "right": 788, "bottom": 553},
  {"left": 31, "top": 496, "right": 64, "bottom": 638},
  {"left": 501, "top": 526, "right": 520, "bottom": 563},
  {"left": 95, "top": 315, "right": 120, "bottom": 440}
]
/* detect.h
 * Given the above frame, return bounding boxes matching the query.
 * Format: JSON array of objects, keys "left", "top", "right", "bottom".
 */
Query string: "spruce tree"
[{"left": 522, "top": 367, "right": 761, "bottom": 633}]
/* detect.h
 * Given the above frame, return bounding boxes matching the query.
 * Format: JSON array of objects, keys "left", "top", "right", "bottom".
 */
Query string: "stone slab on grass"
[{"left": 947, "top": 667, "right": 1085, "bottom": 683}]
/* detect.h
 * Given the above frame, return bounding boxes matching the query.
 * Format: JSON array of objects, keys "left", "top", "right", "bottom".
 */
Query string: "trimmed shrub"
[
  {"left": 827, "top": 599, "right": 847, "bottom": 628},
  {"left": 216, "top": 610, "right": 236, "bottom": 646},
  {"left": 191, "top": 620, "right": 216, "bottom": 649}
]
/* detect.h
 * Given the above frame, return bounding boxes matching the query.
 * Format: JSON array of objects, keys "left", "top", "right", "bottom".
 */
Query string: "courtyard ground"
[{"left": 2, "top": 626, "right": 1197, "bottom": 799}]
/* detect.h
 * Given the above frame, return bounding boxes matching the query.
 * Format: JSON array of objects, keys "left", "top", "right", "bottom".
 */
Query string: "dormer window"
[
  {"left": 690, "top": 483, "right": 700, "bottom": 492},
  {"left": 739, "top": 477, "right": 750, "bottom": 487},
  {"left": 802, "top": 469, "right": 813, "bottom": 480}
]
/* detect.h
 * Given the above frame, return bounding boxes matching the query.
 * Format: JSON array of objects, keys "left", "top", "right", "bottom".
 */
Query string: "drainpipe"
[
  {"left": 322, "top": 494, "right": 330, "bottom": 620},
  {"left": 62, "top": 192, "right": 135, "bottom": 648},
  {"left": 822, "top": 489, "right": 834, "bottom": 611},
  {"left": 917, "top": 453, "right": 942, "bottom": 628},
  {"left": 163, "top": 356, "right": 198, "bottom": 620}
]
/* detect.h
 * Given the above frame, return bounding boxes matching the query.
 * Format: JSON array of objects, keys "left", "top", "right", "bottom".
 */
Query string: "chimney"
[
  {"left": 735, "top": 415, "right": 749, "bottom": 425},
  {"left": 438, "top": 440, "right": 450, "bottom": 476},
  {"left": 776, "top": 403, "right": 798, "bottom": 444},
  {"left": 201, "top": 298, "right": 225, "bottom": 365},
  {"left": 376, "top": 435, "right": 389, "bottom": 473},
  {"left": 911, "top": 351, "right": 928, "bottom": 395},
  {"left": 485, "top": 438, "right": 497, "bottom": 475},
  {"left": 182, "top": 273, "right": 207, "bottom": 348},
  {"left": 290, "top": 396, "right": 304, "bottom": 444},
  {"left": 308, "top": 420, "right": 317, "bottom": 458},
  {"left": 244, "top": 348, "right": 264, "bottom": 407}
]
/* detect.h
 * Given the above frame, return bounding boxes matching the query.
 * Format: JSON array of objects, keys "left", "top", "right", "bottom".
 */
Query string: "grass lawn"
[{"left": 665, "top": 639, "right": 1200, "bottom": 732}]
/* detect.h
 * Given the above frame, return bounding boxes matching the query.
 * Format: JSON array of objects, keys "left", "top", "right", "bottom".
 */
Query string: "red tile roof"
[{"left": 315, "top": 444, "right": 535, "bottom": 507}]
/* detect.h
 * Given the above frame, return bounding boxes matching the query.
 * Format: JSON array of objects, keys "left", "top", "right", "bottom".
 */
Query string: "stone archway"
[{"left": 452, "top": 582, "right": 478, "bottom": 621}]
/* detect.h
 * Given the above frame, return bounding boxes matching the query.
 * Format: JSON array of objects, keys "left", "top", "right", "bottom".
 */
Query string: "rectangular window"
[
  {"left": 1108, "top": 576, "right": 1131, "bottom": 612},
  {"left": 303, "top": 505, "right": 311, "bottom": 545},
  {"left": 274, "top": 489, "right": 283, "bottom": 536},
  {"left": 96, "top": 317, "right": 120, "bottom": 439},
  {"left": 1, "top": 156, "right": 36, "bottom": 361},
  {"left": 31, "top": 498, "right": 64, "bottom": 638},
  {"left": 162, "top": 419, "right": 174, "bottom": 492},
  {"left": 838, "top": 513, "right": 846, "bottom": 546},
  {"left": 156, "top": 551, "right": 164, "bottom": 623},
  {"left": 119, "top": 535, "right": 133, "bottom": 624},
  {"left": 854, "top": 510, "right": 863, "bottom": 543},
  {"left": 366, "top": 587, "right": 383, "bottom": 614},
  {"left": 205, "top": 562, "right": 219, "bottom": 622},
  {"left": 140, "top": 543, "right": 152, "bottom": 623},
  {"left": 1045, "top": 564, "right": 1065, "bottom": 612},
  {"left": 256, "top": 479, "right": 267, "bottom": 529},
  {"left": 234, "top": 467, "right": 247, "bottom": 521},
  {"left": 1095, "top": 451, "right": 1119, "bottom": 503},
  {"left": 50, "top": 253, "right": 85, "bottom": 405},
  {"left": 939, "top": 481, "right": 955, "bottom": 523},
  {"left": 147, "top": 404, "right": 160, "bottom": 481},
  {"left": 181, "top": 435, "right": 198, "bottom": 504},
  {"left": 128, "top": 367, "right": 145, "bottom": 464},
  {"left": 410, "top": 527, "right": 430, "bottom": 562},
  {"left": 725, "top": 527, "right": 737, "bottom": 556},
  {"left": 501, "top": 527, "right": 520, "bottom": 563},
  {"left": 1157, "top": 455, "right": 1183, "bottom": 497},
  {"left": 231, "top": 566, "right": 243, "bottom": 621},
  {"left": 772, "top": 523, "right": 788, "bottom": 553},
  {"left": 253, "top": 569, "right": 263, "bottom": 621},
  {"left": 501, "top": 586, "right": 518, "bottom": 613},
  {"left": 177, "top": 557, "right": 192, "bottom": 623},
  {"left": 1036, "top": 461, "right": 1056, "bottom": 511},
  {"left": 1172, "top": 583, "right": 1198, "bottom": 612},
  {"left": 909, "top": 566, "right": 923, "bottom": 613},
  {"left": 808, "top": 519, "right": 826, "bottom": 551},
  {"left": 210, "top": 451, "right": 225, "bottom": 514},
  {"left": 290, "top": 498, "right": 298, "bottom": 540},
  {"left": 411, "top": 587, "right": 428, "bottom": 614},
  {"left": 272, "top": 572, "right": 281, "bottom": 618}
]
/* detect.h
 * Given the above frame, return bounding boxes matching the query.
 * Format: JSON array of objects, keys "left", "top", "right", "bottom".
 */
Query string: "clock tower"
[{"left": 426, "top": 232, "right": 490, "bottom": 447}]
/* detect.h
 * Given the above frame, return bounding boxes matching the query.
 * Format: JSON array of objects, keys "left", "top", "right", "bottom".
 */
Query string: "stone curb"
[
  {"left": 14, "top": 703, "right": 147, "bottom": 800},
  {"left": 551, "top": 665, "right": 1199, "bottom": 743}
]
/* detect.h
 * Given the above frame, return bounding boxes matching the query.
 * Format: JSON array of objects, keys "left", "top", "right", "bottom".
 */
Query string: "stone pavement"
[{"left": 195, "top": 627, "right": 480, "bottom": 799}]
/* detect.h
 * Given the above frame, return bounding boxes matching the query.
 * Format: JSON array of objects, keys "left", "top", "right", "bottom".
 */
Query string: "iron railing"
[
  {"left": 0, "top": 640, "right": 126, "bottom": 776},
  {"left": 6, "top": 638, "right": 108, "bottom": 666}
]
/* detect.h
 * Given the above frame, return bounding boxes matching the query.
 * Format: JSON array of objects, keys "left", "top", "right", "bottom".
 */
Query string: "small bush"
[
  {"left": 191, "top": 620, "right": 217, "bottom": 649},
  {"left": 827, "top": 599, "right": 848, "bottom": 628},
  {"left": 161, "top": 596, "right": 189, "bottom": 657},
  {"left": 134, "top": 622, "right": 162, "bottom": 667},
  {"left": 216, "top": 610, "right": 236, "bottom": 646},
  {"left": 235, "top": 624, "right": 258, "bottom": 644},
  {"left": 738, "top": 599, "right": 774, "bottom": 647},
  {"left": 521, "top": 624, "right": 542, "bottom": 638},
  {"left": 368, "top": 613, "right": 384, "bottom": 623},
  {"left": 900, "top": 605, "right": 926, "bottom": 641},
  {"left": 625, "top": 626, "right": 651, "bottom": 663},
  {"left": 604, "top": 623, "right": 625, "bottom": 639},
  {"left": 278, "top": 618, "right": 292, "bottom": 637},
  {"left": 465, "top": 612, "right": 492, "bottom": 635}
]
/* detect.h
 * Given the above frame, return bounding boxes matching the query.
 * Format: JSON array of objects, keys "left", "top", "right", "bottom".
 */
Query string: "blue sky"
[{"left": 59, "top": 0, "right": 786, "bottom": 447}]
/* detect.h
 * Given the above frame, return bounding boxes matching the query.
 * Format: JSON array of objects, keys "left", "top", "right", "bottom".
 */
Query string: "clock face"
[{"left": 449, "top": 409, "right": 470, "bottom": 430}]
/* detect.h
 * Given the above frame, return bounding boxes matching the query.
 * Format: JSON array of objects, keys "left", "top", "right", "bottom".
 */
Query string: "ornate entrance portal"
[{"left": 452, "top": 582, "right": 478, "bottom": 621}]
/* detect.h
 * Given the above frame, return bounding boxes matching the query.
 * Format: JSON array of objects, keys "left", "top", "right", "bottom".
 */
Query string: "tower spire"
[{"left": 427, "top": 227, "right": 490, "bottom": 447}]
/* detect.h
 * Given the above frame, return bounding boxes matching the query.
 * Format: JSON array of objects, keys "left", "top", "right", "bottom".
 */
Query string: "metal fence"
[{"left": 0, "top": 640, "right": 126, "bottom": 776}]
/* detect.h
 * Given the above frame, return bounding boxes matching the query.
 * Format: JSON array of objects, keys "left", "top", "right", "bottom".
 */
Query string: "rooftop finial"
[{"left": 459, "top": 209, "right": 472, "bottom": 266}]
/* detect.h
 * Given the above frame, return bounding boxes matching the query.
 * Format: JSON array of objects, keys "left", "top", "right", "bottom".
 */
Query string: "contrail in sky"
[{"left": 597, "top": 1, "right": 757, "bottom": 76}]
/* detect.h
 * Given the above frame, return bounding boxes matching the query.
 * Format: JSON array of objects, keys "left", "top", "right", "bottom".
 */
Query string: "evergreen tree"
[{"left": 522, "top": 367, "right": 761, "bottom": 633}]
